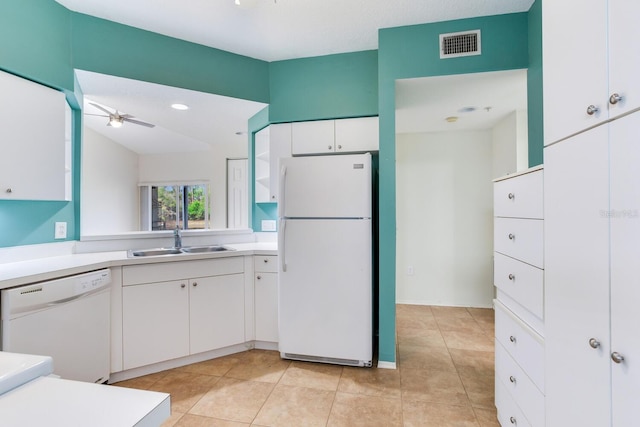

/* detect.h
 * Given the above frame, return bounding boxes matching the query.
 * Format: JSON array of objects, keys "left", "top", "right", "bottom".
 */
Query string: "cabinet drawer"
[
  {"left": 496, "top": 371, "right": 532, "bottom": 427},
  {"left": 494, "top": 252, "right": 543, "bottom": 319},
  {"left": 254, "top": 255, "right": 278, "bottom": 273},
  {"left": 123, "top": 257, "right": 244, "bottom": 286},
  {"left": 494, "top": 169, "right": 543, "bottom": 219},
  {"left": 494, "top": 218, "right": 543, "bottom": 268},
  {"left": 495, "top": 300, "right": 545, "bottom": 392},
  {"left": 496, "top": 341, "right": 545, "bottom": 427}
]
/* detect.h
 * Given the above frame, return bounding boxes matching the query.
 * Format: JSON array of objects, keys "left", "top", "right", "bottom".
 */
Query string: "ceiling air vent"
[{"left": 440, "top": 30, "right": 481, "bottom": 59}]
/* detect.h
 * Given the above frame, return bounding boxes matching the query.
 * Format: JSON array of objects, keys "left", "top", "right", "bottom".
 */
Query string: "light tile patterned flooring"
[{"left": 114, "top": 304, "right": 498, "bottom": 426}]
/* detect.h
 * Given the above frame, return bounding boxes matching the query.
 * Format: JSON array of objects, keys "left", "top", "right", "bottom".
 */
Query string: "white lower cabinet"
[
  {"left": 254, "top": 255, "right": 278, "bottom": 343},
  {"left": 121, "top": 258, "right": 244, "bottom": 370}
]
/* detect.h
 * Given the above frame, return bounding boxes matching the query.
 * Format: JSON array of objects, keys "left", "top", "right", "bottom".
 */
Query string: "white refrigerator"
[{"left": 278, "top": 153, "right": 373, "bottom": 367}]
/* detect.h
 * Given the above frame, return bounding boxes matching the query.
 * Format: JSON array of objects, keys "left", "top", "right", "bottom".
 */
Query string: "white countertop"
[
  {"left": 0, "top": 242, "right": 277, "bottom": 290},
  {"left": 0, "top": 376, "right": 170, "bottom": 427}
]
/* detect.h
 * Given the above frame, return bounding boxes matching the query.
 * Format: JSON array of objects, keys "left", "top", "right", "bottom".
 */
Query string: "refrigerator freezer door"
[
  {"left": 279, "top": 153, "right": 371, "bottom": 219},
  {"left": 278, "top": 218, "right": 372, "bottom": 365}
]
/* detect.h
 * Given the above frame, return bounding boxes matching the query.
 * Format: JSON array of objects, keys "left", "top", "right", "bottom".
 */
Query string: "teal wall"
[
  {"left": 377, "top": 13, "right": 530, "bottom": 364},
  {"left": 527, "top": 0, "right": 543, "bottom": 167},
  {"left": 269, "top": 50, "right": 378, "bottom": 122}
]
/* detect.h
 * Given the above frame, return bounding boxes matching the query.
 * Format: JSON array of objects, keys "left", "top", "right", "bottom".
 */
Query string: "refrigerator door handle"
[
  {"left": 279, "top": 164, "right": 287, "bottom": 218},
  {"left": 280, "top": 218, "right": 287, "bottom": 272}
]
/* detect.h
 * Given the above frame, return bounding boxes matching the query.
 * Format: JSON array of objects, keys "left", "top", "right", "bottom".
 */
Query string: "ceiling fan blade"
[
  {"left": 84, "top": 113, "right": 110, "bottom": 118},
  {"left": 89, "top": 102, "right": 114, "bottom": 116},
  {"left": 123, "top": 117, "right": 155, "bottom": 128}
]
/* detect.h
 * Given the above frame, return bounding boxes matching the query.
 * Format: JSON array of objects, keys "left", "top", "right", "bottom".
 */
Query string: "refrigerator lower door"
[{"left": 278, "top": 218, "right": 372, "bottom": 366}]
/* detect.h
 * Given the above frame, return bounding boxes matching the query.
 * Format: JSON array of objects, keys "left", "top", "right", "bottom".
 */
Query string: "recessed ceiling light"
[
  {"left": 171, "top": 103, "right": 189, "bottom": 110},
  {"left": 458, "top": 106, "right": 476, "bottom": 113},
  {"left": 445, "top": 116, "right": 458, "bottom": 123}
]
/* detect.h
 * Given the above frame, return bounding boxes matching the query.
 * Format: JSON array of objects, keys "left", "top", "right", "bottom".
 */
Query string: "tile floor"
[{"left": 113, "top": 304, "right": 498, "bottom": 426}]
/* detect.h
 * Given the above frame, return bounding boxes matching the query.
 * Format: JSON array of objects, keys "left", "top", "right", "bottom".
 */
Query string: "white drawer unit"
[
  {"left": 254, "top": 255, "right": 278, "bottom": 273},
  {"left": 493, "top": 166, "right": 545, "bottom": 427},
  {"left": 494, "top": 217, "right": 544, "bottom": 269},
  {"left": 495, "top": 342, "right": 545, "bottom": 427},
  {"left": 494, "top": 167, "right": 544, "bottom": 219},
  {"left": 494, "top": 252, "right": 543, "bottom": 319}
]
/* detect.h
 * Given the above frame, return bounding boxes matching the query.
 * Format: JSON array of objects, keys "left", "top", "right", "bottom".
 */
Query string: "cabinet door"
[
  {"left": 189, "top": 274, "right": 245, "bottom": 354},
  {"left": 269, "top": 123, "right": 292, "bottom": 202},
  {"left": 255, "top": 272, "right": 278, "bottom": 342},
  {"left": 122, "top": 280, "right": 190, "bottom": 370},
  {"left": 0, "top": 70, "right": 67, "bottom": 200},
  {"left": 291, "top": 120, "right": 335, "bottom": 155},
  {"left": 254, "top": 127, "right": 270, "bottom": 203},
  {"left": 334, "top": 117, "right": 379, "bottom": 153},
  {"left": 542, "top": 0, "right": 608, "bottom": 144},
  {"left": 608, "top": 0, "right": 640, "bottom": 117},
  {"left": 609, "top": 112, "right": 640, "bottom": 426},
  {"left": 544, "top": 126, "right": 611, "bottom": 426}
]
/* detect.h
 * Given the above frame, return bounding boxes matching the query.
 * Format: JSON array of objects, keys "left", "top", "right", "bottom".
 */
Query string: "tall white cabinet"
[{"left": 543, "top": 1, "right": 640, "bottom": 423}]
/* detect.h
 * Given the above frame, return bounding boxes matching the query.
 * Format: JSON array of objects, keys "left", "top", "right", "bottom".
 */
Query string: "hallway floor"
[{"left": 114, "top": 304, "right": 498, "bottom": 426}]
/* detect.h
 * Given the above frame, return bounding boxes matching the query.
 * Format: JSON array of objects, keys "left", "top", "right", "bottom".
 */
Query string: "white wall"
[
  {"left": 396, "top": 130, "right": 494, "bottom": 307},
  {"left": 492, "top": 110, "right": 529, "bottom": 178},
  {"left": 81, "top": 128, "right": 139, "bottom": 235},
  {"left": 139, "top": 142, "right": 247, "bottom": 229}
]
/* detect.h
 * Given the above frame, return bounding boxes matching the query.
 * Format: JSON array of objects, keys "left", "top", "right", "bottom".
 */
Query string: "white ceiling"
[{"left": 67, "top": 1, "right": 533, "bottom": 153}]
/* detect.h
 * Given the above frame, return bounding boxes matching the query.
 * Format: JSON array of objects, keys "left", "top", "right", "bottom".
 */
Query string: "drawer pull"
[
  {"left": 257, "top": 275, "right": 262, "bottom": 280},
  {"left": 609, "top": 93, "right": 623, "bottom": 105},
  {"left": 611, "top": 352, "right": 625, "bottom": 364},
  {"left": 509, "top": 375, "right": 516, "bottom": 384},
  {"left": 180, "top": 283, "right": 186, "bottom": 288},
  {"left": 508, "top": 192, "right": 515, "bottom": 200},
  {"left": 589, "top": 338, "right": 601, "bottom": 349},
  {"left": 508, "top": 233, "right": 515, "bottom": 240},
  {"left": 586, "top": 104, "right": 599, "bottom": 115},
  {"left": 192, "top": 282, "right": 198, "bottom": 287},
  {"left": 510, "top": 416, "right": 517, "bottom": 424},
  {"left": 508, "top": 274, "right": 515, "bottom": 281},
  {"left": 263, "top": 258, "right": 269, "bottom": 263},
  {"left": 509, "top": 335, "right": 517, "bottom": 343}
]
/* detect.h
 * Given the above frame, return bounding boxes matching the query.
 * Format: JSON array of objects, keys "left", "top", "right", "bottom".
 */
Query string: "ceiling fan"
[{"left": 86, "top": 102, "right": 155, "bottom": 128}]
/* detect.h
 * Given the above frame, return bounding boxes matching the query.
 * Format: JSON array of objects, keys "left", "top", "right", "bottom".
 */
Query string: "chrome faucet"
[{"left": 173, "top": 226, "right": 182, "bottom": 249}]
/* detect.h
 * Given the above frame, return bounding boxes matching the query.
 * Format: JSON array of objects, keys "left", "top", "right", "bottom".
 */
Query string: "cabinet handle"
[
  {"left": 192, "top": 282, "right": 198, "bottom": 287},
  {"left": 509, "top": 375, "right": 516, "bottom": 384},
  {"left": 589, "top": 338, "right": 601, "bottom": 349},
  {"left": 263, "top": 258, "right": 269, "bottom": 263},
  {"left": 508, "top": 192, "right": 515, "bottom": 200},
  {"left": 508, "top": 233, "right": 515, "bottom": 240},
  {"left": 337, "top": 144, "right": 342, "bottom": 150},
  {"left": 509, "top": 335, "right": 517, "bottom": 343},
  {"left": 508, "top": 274, "right": 515, "bottom": 281},
  {"left": 328, "top": 145, "right": 333, "bottom": 150},
  {"left": 5, "top": 188, "right": 12, "bottom": 194},
  {"left": 586, "top": 105, "right": 599, "bottom": 115},
  {"left": 609, "top": 93, "right": 623, "bottom": 105},
  {"left": 510, "top": 416, "right": 517, "bottom": 424},
  {"left": 180, "top": 283, "right": 186, "bottom": 288},
  {"left": 257, "top": 275, "right": 262, "bottom": 280},
  {"left": 611, "top": 352, "right": 625, "bottom": 364}
]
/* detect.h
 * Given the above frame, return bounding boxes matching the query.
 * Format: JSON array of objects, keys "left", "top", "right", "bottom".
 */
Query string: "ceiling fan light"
[
  {"left": 109, "top": 117, "right": 124, "bottom": 128},
  {"left": 171, "top": 103, "right": 189, "bottom": 110}
]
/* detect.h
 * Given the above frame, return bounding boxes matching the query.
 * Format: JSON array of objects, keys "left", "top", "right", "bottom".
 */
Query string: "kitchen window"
[{"left": 140, "top": 183, "right": 210, "bottom": 231}]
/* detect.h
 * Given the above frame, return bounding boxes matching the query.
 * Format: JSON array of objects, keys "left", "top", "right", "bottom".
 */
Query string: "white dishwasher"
[{"left": 1, "top": 269, "right": 111, "bottom": 384}]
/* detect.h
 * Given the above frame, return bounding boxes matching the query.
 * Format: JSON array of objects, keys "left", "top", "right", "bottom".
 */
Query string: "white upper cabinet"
[
  {"left": 291, "top": 117, "right": 378, "bottom": 155},
  {"left": 543, "top": 0, "right": 640, "bottom": 145},
  {"left": 291, "top": 120, "right": 335, "bottom": 155},
  {"left": 254, "top": 123, "right": 292, "bottom": 203},
  {"left": 0, "top": 69, "right": 68, "bottom": 200}
]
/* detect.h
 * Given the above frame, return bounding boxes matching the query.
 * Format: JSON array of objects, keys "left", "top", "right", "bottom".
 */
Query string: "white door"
[
  {"left": 278, "top": 219, "right": 372, "bottom": 362},
  {"left": 279, "top": 153, "right": 371, "bottom": 218},
  {"left": 609, "top": 111, "right": 640, "bottom": 426},
  {"left": 227, "top": 158, "right": 248, "bottom": 229},
  {"left": 544, "top": 125, "right": 611, "bottom": 427}
]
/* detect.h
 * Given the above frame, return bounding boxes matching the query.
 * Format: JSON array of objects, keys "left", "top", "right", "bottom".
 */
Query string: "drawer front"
[
  {"left": 494, "top": 170, "right": 543, "bottom": 219},
  {"left": 496, "top": 377, "right": 532, "bottom": 427},
  {"left": 494, "top": 218, "right": 544, "bottom": 268},
  {"left": 495, "top": 300, "right": 545, "bottom": 392},
  {"left": 123, "top": 257, "right": 244, "bottom": 286},
  {"left": 496, "top": 341, "right": 545, "bottom": 427},
  {"left": 494, "top": 252, "right": 544, "bottom": 319},
  {"left": 254, "top": 255, "right": 278, "bottom": 273}
]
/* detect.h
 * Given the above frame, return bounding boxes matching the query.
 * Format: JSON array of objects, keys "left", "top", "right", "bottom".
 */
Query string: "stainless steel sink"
[
  {"left": 129, "top": 248, "right": 183, "bottom": 257},
  {"left": 180, "top": 245, "right": 232, "bottom": 253},
  {"left": 127, "top": 245, "right": 234, "bottom": 257}
]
